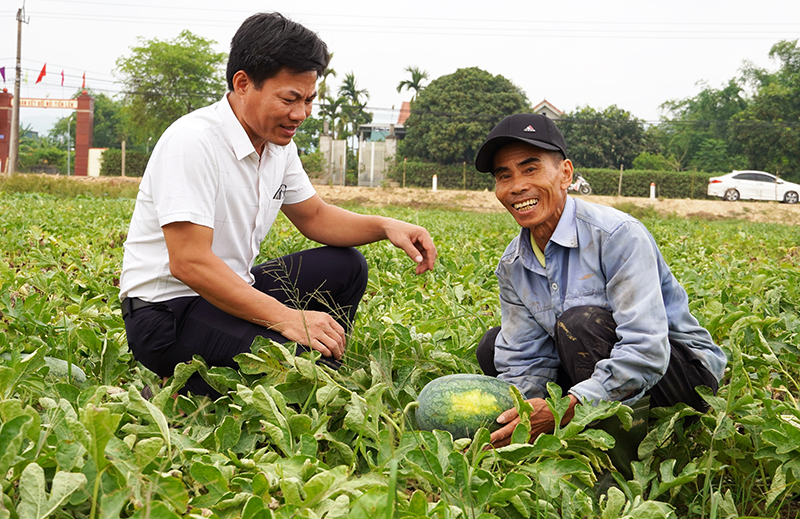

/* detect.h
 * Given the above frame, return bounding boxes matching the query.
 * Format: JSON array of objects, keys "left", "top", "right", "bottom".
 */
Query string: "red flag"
[
  {"left": 35, "top": 63, "right": 46, "bottom": 84},
  {"left": 61, "top": 70, "right": 64, "bottom": 86},
  {"left": 82, "top": 72, "right": 85, "bottom": 89}
]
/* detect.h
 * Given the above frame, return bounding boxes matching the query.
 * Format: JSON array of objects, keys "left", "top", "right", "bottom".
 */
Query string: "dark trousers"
[
  {"left": 124, "top": 246, "right": 369, "bottom": 397},
  {"left": 476, "top": 306, "right": 718, "bottom": 411}
]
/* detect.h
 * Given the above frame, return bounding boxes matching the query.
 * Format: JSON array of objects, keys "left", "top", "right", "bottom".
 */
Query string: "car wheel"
[
  {"left": 784, "top": 191, "right": 799, "bottom": 204},
  {"left": 724, "top": 189, "right": 740, "bottom": 202}
]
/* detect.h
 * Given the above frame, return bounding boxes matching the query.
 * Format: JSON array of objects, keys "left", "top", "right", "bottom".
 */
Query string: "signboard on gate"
[{"left": 20, "top": 98, "right": 78, "bottom": 109}]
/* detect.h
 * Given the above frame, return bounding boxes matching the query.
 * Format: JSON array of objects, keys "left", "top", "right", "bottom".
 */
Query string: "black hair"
[{"left": 226, "top": 12, "right": 330, "bottom": 90}]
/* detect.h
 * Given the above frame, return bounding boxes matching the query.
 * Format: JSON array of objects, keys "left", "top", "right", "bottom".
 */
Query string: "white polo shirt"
[{"left": 119, "top": 94, "right": 316, "bottom": 302}]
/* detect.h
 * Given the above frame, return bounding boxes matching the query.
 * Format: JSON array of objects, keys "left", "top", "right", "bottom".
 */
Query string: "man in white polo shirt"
[{"left": 119, "top": 12, "right": 437, "bottom": 397}]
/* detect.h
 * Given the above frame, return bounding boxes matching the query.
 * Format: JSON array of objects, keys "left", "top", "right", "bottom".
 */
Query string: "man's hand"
[
  {"left": 272, "top": 308, "right": 346, "bottom": 360},
  {"left": 383, "top": 219, "right": 437, "bottom": 274},
  {"left": 490, "top": 394, "right": 579, "bottom": 448},
  {"left": 282, "top": 195, "right": 437, "bottom": 274}
]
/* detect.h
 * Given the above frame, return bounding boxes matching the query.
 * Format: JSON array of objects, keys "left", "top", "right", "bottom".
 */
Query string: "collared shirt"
[
  {"left": 494, "top": 196, "right": 727, "bottom": 404},
  {"left": 119, "top": 94, "right": 316, "bottom": 302}
]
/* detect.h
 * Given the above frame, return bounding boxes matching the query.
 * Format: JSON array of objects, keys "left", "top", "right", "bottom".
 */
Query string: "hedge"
[
  {"left": 386, "top": 161, "right": 496, "bottom": 191},
  {"left": 100, "top": 149, "right": 152, "bottom": 177},
  {"left": 577, "top": 168, "right": 721, "bottom": 199},
  {"left": 386, "top": 160, "right": 723, "bottom": 199}
]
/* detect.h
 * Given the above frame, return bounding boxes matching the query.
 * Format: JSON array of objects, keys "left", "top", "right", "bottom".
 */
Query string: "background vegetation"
[{"left": 11, "top": 35, "right": 800, "bottom": 189}]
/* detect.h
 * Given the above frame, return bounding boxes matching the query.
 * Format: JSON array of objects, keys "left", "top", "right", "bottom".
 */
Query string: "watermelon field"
[{"left": 1, "top": 180, "right": 800, "bottom": 519}]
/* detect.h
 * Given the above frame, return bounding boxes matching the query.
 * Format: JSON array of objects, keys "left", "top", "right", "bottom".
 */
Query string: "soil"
[
  {"left": 314, "top": 185, "right": 800, "bottom": 225},
  {"left": 72, "top": 176, "right": 799, "bottom": 225}
]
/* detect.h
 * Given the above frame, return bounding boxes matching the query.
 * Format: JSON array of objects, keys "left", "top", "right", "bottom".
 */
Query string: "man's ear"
[
  {"left": 560, "top": 159, "right": 574, "bottom": 189},
  {"left": 231, "top": 70, "right": 251, "bottom": 95}
]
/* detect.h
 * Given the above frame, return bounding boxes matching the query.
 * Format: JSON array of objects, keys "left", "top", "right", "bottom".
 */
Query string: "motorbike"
[{"left": 568, "top": 173, "right": 592, "bottom": 195}]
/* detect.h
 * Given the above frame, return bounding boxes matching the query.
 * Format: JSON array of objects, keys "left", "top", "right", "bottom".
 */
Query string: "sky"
[{"left": 2, "top": 0, "right": 800, "bottom": 136}]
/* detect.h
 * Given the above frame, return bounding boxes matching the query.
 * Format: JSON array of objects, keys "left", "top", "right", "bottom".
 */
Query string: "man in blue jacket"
[{"left": 473, "top": 114, "right": 727, "bottom": 447}]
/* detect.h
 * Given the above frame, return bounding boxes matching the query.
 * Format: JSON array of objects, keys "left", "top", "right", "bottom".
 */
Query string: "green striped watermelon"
[{"left": 416, "top": 374, "right": 516, "bottom": 439}]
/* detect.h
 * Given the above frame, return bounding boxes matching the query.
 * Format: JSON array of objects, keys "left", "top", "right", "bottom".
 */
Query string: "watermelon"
[{"left": 416, "top": 374, "right": 516, "bottom": 439}]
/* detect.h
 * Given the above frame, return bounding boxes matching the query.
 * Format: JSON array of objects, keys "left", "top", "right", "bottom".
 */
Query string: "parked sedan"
[{"left": 707, "top": 170, "right": 800, "bottom": 204}]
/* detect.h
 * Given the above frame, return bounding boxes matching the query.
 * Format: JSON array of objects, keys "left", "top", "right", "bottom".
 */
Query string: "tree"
[
  {"left": 558, "top": 105, "right": 650, "bottom": 169},
  {"left": 731, "top": 39, "right": 800, "bottom": 182},
  {"left": 115, "top": 30, "right": 226, "bottom": 148},
  {"left": 632, "top": 151, "right": 680, "bottom": 171},
  {"left": 396, "top": 66, "right": 429, "bottom": 101},
  {"left": 400, "top": 67, "right": 530, "bottom": 165},
  {"left": 317, "top": 54, "right": 336, "bottom": 101},
  {"left": 49, "top": 89, "right": 126, "bottom": 150},
  {"left": 18, "top": 125, "right": 67, "bottom": 173},
  {"left": 318, "top": 95, "right": 347, "bottom": 139},
  {"left": 293, "top": 115, "right": 323, "bottom": 155},
  {"left": 337, "top": 72, "right": 372, "bottom": 146},
  {"left": 656, "top": 79, "right": 749, "bottom": 170}
]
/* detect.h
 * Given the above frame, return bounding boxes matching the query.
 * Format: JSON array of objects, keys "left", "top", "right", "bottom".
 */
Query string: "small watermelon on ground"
[{"left": 416, "top": 374, "right": 516, "bottom": 439}]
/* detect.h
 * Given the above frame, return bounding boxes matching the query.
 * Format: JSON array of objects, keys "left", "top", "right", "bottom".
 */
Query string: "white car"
[{"left": 707, "top": 170, "right": 800, "bottom": 204}]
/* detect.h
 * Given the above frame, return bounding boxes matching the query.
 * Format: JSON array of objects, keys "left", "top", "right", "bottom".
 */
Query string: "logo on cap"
[{"left": 523, "top": 125, "right": 536, "bottom": 133}]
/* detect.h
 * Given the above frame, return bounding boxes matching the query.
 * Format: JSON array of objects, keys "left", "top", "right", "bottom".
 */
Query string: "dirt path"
[{"left": 315, "top": 185, "right": 800, "bottom": 225}]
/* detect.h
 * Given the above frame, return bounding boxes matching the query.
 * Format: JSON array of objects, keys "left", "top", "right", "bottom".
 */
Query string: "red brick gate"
[{"left": 0, "top": 89, "right": 94, "bottom": 175}]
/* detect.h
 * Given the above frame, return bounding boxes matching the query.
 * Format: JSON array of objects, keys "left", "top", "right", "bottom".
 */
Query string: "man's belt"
[{"left": 121, "top": 297, "right": 159, "bottom": 319}]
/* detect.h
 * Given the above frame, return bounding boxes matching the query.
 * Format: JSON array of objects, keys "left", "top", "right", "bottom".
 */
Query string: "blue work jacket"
[{"left": 494, "top": 196, "right": 727, "bottom": 404}]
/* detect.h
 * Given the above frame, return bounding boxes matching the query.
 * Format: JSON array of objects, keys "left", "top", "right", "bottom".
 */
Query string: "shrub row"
[
  {"left": 386, "top": 161, "right": 496, "bottom": 191},
  {"left": 100, "top": 149, "right": 152, "bottom": 177},
  {"left": 578, "top": 168, "right": 721, "bottom": 199},
  {"left": 386, "top": 160, "right": 724, "bottom": 199}
]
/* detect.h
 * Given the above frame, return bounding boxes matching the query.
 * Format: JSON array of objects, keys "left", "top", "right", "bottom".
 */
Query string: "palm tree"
[
  {"left": 317, "top": 53, "right": 337, "bottom": 102},
  {"left": 338, "top": 72, "right": 369, "bottom": 108},
  {"left": 396, "top": 66, "right": 429, "bottom": 101},
  {"left": 338, "top": 73, "right": 371, "bottom": 148},
  {"left": 318, "top": 95, "right": 345, "bottom": 138}
]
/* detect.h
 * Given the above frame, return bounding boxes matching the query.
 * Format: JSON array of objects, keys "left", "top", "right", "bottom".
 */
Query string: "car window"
[
  {"left": 733, "top": 173, "right": 756, "bottom": 181},
  {"left": 753, "top": 174, "right": 776, "bottom": 183}
]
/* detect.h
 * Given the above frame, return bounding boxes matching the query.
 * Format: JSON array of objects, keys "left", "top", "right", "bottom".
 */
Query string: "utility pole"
[{"left": 8, "top": 4, "right": 29, "bottom": 175}]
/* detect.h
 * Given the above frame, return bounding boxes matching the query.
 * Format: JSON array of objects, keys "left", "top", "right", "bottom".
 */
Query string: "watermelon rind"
[{"left": 416, "top": 374, "right": 516, "bottom": 439}]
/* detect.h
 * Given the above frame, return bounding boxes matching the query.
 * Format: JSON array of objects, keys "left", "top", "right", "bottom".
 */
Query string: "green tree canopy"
[
  {"left": 656, "top": 79, "right": 749, "bottom": 170},
  {"left": 115, "top": 30, "right": 226, "bottom": 148},
  {"left": 558, "top": 105, "right": 650, "bottom": 169},
  {"left": 49, "top": 90, "right": 126, "bottom": 150},
  {"left": 400, "top": 67, "right": 530, "bottom": 165},
  {"left": 336, "top": 73, "right": 372, "bottom": 147},
  {"left": 731, "top": 39, "right": 800, "bottom": 181}
]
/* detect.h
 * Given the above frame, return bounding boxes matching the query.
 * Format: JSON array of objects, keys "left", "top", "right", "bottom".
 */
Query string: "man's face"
[
  {"left": 234, "top": 68, "right": 317, "bottom": 148},
  {"left": 493, "top": 141, "right": 573, "bottom": 236}
]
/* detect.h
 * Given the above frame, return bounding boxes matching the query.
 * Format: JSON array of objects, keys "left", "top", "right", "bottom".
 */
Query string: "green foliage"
[
  {"left": 300, "top": 150, "right": 325, "bottom": 176},
  {"left": 0, "top": 180, "right": 799, "bottom": 517},
  {"left": 0, "top": 173, "right": 140, "bottom": 197},
  {"left": 688, "top": 138, "right": 747, "bottom": 172},
  {"left": 16, "top": 128, "right": 67, "bottom": 174},
  {"left": 400, "top": 67, "right": 530, "bottom": 165},
  {"left": 396, "top": 66, "right": 429, "bottom": 101},
  {"left": 385, "top": 159, "right": 495, "bottom": 190},
  {"left": 99, "top": 148, "right": 152, "bottom": 177},
  {"left": 654, "top": 39, "right": 800, "bottom": 183},
  {"left": 49, "top": 90, "right": 127, "bottom": 150},
  {"left": 578, "top": 168, "right": 718, "bottom": 199},
  {"left": 632, "top": 152, "right": 680, "bottom": 171},
  {"left": 294, "top": 115, "right": 323, "bottom": 155},
  {"left": 657, "top": 79, "right": 748, "bottom": 171},
  {"left": 115, "top": 30, "right": 227, "bottom": 148},
  {"left": 731, "top": 41, "right": 800, "bottom": 183},
  {"left": 559, "top": 105, "right": 651, "bottom": 169}
]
